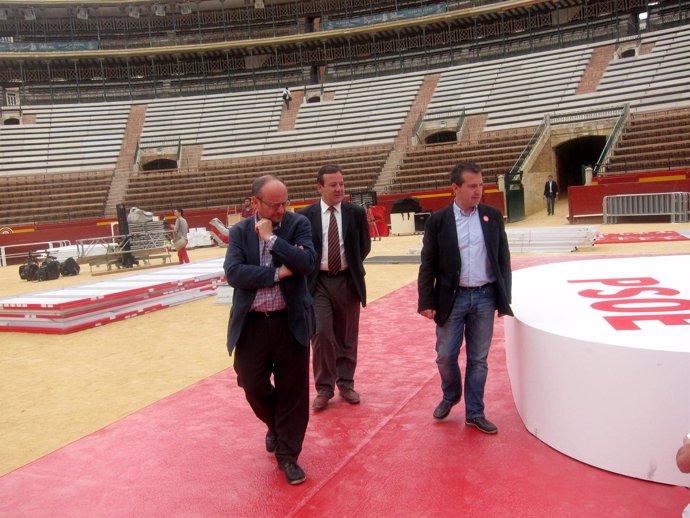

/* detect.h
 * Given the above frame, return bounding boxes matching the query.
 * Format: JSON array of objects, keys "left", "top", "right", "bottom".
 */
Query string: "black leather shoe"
[
  {"left": 433, "top": 399, "right": 458, "bottom": 420},
  {"left": 265, "top": 431, "right": 277, "bottom": 453},
  {"left": 465, "top": 416, "right": 498, "bottom": 434},
  {"left": 278, "top": 461, "right": 306, "bottom": 485}
]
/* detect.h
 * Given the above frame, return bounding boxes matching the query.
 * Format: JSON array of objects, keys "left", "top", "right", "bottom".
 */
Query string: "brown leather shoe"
[
  {"left": 339, "top": 388, "right": 360, "bottom": 404},
  {"left": 312, "top": 394, "right": 330, "bottom": 411}
]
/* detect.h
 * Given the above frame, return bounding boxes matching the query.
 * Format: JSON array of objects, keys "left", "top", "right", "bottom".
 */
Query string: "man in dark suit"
[
  {"left": 224, "top": 174, "right": 317, "bottom": 485},
  {"left": 543, "top": 174, "right": 559, "bottom": 215},
  {"left": 418, "top": 162, "right": 513, "bottom": 434},
  {"left": 300, "top": 164, "right": 371, "bottom": 411}
]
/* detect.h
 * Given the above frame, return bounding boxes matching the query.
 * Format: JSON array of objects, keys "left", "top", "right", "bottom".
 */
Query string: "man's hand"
[
  {"left": 278, "top": 265, "right": 293, "bottom": 279},
  {"left": 255, "top": 218, "right": 274, "bottom": 241},
  {"left": 419, "top": 309, "right": 436, "bottom": 320}
]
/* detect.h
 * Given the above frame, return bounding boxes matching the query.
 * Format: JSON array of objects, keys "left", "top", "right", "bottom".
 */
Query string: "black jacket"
[{"left": 418, "top": 202, "right": 513, "bottom": 325}]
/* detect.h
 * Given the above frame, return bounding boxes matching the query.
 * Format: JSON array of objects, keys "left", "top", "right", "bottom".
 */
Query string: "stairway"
[
  {"left": 577, "top": 45, "right": 614, "bottom": 94},
  {"left": 105, "top": 104, "right": 148, "bottom": 217},
  {"left": 180, "top": 144, "right": 204, "bottom": 171},
  {"left": 374, "top": 73, "right": 440, "bottom": 192},
  {"left": 277, "top": 90, "right": 304, "bottom": 132}
]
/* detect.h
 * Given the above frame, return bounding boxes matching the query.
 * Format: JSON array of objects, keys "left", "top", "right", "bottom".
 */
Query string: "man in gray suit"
[
  {"left": 418, "top": 162, "right": 512, "bottom": 434},
  {"left": 224, "top": 174, "right": 316, "bottom": 485},
  {"left": 300, "top": 164, "right": 371, "bottom": 411}
]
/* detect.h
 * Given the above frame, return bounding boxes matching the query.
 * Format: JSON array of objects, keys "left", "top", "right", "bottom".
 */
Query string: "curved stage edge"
[{"left": 505, "top": 254, "right": 690, "bottom": 487}]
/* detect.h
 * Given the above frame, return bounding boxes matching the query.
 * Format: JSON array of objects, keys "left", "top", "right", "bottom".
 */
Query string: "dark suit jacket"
[
  {"left": 417, "top": 202, "right": 513, "bottom": 326},
  {"left": 299, "top": 201, "right": 371, "bottom": 307},
  {"left": 224, "top": 211, "right": 317, "bottom": 355},
  {"left": 544, "top": 180, "right": 559, "bottom": 197}
]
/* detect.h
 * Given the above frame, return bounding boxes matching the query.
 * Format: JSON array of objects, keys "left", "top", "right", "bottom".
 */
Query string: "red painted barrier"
[
  {"left": 592, "top": 170, "right": 690, "bottom": 185},
  {"left": 0, "top": 188, "right": 506, "bottom": 259}
]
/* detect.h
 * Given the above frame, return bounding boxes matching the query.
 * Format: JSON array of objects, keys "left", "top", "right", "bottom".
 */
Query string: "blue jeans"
[{"left": 435, "top": 284, "right": 496, "bottom": 419}]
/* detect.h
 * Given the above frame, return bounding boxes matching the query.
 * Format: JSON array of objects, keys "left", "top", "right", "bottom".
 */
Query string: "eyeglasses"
[{"left": 256, "top": 197, "right": 290, "bottom": 210}]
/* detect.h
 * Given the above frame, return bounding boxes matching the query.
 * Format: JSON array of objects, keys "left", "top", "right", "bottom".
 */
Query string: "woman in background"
[{"left": 173, "top": 208, "right": 190, "bottom": 264}]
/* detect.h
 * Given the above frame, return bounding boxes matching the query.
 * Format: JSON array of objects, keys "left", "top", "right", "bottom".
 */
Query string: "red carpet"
[
  {"left": 0, "top": 256, "right": 688, "bottom": 517},
  {"left": 596, "top": 230, "right": 689, "bottom": 244}
]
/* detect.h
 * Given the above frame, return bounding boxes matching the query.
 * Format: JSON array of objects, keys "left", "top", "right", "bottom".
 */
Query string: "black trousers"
[{"left": 233, "top": 311, "right": 310, "bottom": 463}]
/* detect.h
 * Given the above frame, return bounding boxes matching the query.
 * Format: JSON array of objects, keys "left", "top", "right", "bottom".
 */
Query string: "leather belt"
[
  {"left": 320, "top": 268, "right": 349, "bottom": 277},
  {"left": 459, "top": 283, "right": 494, "bottom": 291},
  {"left": 250, "top": 308, "right": 288, "bottom": 317}
]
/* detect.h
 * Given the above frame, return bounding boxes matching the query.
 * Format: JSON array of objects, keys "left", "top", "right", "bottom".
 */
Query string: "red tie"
[{"left": 327, "top": 207, "right": 341, "bottom": 275}]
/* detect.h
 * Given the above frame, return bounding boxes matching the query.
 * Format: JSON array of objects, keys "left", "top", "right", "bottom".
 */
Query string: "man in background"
[
  {"left": 543, "top": 175, "right": 559, "bottom": 216},
  {"left": 300, "top": 164, "right": 371, "bottom": 411}
]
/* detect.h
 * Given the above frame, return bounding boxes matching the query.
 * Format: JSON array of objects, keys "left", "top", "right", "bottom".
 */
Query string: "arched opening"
[
  {"left": 3, "top": 117, "right": 20, "bottom": 125},
  {"left": 620, "top": 48, "right": 637, "bottom": 58},
  {"left": 307, "top": 95, "right": 321, "bottom": 103},
  {"left": 554, "top": 135, "right": 607, "bottom": 193},
  {"left": 142, "top": 158, "right": 178, "bottom": 171},
  {"left": 425, "top": 131, "right": 457, "bottom": 145}
]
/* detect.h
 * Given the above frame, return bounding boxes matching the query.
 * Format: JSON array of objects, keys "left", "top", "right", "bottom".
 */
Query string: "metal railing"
[
  {"left": 603, "top": 191, "right": 690, "bottom": 224},
  {"left": 507, "top": 117, "right": 548, "bottom": 177},
  {"left": 0, "top": 240, "right": 71, "bottom": 267},
  {"left": 594, "top": 103, "right": 630, "bottom": 176}
]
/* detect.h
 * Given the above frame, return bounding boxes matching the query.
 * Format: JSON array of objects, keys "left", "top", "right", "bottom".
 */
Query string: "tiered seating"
[
  {"left": 0, "top": 170, "right": 113, "bottom": 227},
  {"left": 604, "top": 107, "right": 690, "bottom": 176},
  {"left": 138, "top": 74, "right": 421, "bottom": 160},
  {"left": 0, "top": 102, "right": 130, "bottom": 175},
  {"left": 390, "top": 128, "right": 535, "bottom": 192},
  {"left": 276, "top": 74, "right": 423, "bottom": 156},
  {"left": 426, "top": 25, "right": 690, "bottom": 132},
  {"left": 138, "top": 89, "right": 281, "bottom": 155},
  {"left": 124, "top": 145, "right": 391, "bottom": 212},
  {"left": 556, "top": 25, "right": 690, "bottom": 115},
  {"left": 427, "top": 47, "right": 592, "bottom": 130}
]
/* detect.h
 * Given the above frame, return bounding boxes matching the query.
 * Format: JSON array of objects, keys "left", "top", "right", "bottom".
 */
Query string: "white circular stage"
[{"left": 505, "top": 254, "right": 690, "bottom": 487}]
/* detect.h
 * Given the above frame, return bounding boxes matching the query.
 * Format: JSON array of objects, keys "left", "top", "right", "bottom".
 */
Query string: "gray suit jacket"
[{"left": 223, "top": 211, "right": 317, "bottom": 354}]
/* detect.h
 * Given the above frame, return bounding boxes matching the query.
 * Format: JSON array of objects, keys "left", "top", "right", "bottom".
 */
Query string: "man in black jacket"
[
  {"left": 300, "top": 164, "right": 371, "bottom": 411},
  {"left": 224, "top": 175, "right": 316, "bottom": 485},
  {"left": 418, "top": 162, "right": 512, "bottom": 434},
  {"left": 543, "top": 175, "right": 559, "bottom": 215}
]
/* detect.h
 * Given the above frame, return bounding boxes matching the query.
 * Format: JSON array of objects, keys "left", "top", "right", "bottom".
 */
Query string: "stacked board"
[{"left": 0, "top": 259, "right": 226, "bottom": 334}]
